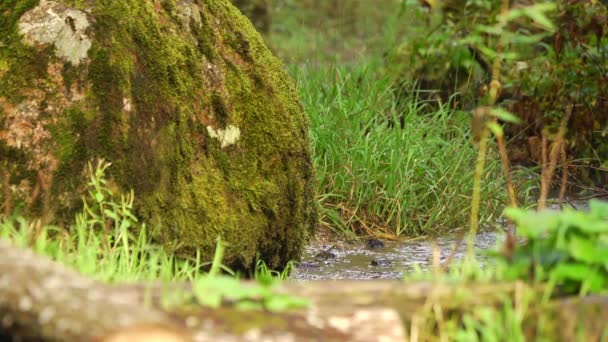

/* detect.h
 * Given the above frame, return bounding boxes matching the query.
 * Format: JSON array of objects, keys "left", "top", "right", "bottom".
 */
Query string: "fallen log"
[{"left": 0, "top": 240, "right": 606, "bottom": 341}]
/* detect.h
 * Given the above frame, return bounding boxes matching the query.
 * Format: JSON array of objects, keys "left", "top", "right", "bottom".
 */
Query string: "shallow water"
[
  {"left": 291, "top": 199, "right": 595, "bottom": 280},
  {"left": 291, "top": 230, "right": 502, "bottom": 280}
]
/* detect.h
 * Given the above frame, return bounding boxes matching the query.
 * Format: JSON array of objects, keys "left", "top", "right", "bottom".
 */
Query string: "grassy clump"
[
  {"left": 1, "top": 160, "right": 201, "bottom": 282},
  {"left": 296, "top": 62, "right": 530, "bottom": 237}
]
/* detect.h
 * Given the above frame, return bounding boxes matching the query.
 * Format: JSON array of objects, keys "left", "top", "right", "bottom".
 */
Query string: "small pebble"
[
  {"left": 370, "top": 259, "right": 392, "bottom": 267},
  {"left": 366, "top": 238, "right": 384, "bottom": 249},
  {"left": 297, "top": 261, "right": 321, "bottom": 270},
  {"left": 314, "top": 250, "right": 336, "bottom": 262}
]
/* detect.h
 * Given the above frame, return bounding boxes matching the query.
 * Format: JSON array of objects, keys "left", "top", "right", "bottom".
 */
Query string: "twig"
[
  {"left": 558, "top": 144, "right": 569, "bottom": 208},
  {"left": 538, "top": 104, "right": 573, "bottom": 210}
]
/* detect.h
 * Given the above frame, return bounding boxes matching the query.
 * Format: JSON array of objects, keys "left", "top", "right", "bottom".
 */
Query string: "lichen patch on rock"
[
  {"left": 206, "top": 125, "right": 241, "bottom": 148},
  {"left": 18, "top": 0, "right": 91, "bottom": 66}
]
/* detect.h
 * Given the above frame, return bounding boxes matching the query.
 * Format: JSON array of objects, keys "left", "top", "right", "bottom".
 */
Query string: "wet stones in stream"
[{"left": 292, "top": 230, "right": 503, "bottom": 280}]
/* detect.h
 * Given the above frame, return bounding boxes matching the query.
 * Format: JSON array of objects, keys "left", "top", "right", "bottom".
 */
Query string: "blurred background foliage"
[{"left": 233, "top": 0, "right": 608, "bottom": 193}]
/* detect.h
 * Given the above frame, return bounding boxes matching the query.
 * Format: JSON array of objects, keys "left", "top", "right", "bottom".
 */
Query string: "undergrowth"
[{"left": 296, "top": 62, "right": 536, "bottom": 237}]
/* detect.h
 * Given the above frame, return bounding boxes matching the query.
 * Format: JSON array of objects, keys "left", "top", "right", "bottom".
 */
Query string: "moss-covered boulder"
[{"left": 0, "top": 0, "right": 316, "bottom": 269}]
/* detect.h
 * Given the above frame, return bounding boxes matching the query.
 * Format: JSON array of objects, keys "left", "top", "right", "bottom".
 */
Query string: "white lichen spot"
[
  {"left": 123, "top": 98, "right": 132, "bottom": 112},
  {"left": 177, "top": 1, "right": 201, "bottom": 30},
  {"left": 18, "top": 0, "right": 92, "bottom": 65},
  {"left": 207, "top": 125, "right": 240, "bottom": 148}
]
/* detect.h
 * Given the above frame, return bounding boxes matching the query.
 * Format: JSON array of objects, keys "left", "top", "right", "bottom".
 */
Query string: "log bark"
[{"left": 1, "top": 240, "right": 607, "bottom": 341}]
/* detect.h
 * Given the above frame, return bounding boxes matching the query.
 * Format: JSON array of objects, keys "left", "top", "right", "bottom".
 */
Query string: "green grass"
[
  {"left": 0, "top": 160, "right": 285, "bottom": 283},
  {"left": 0, "top": 160, "right": 202, "bottom": 283},
  {"left": 295, "top": 61, "right": 532, "bottom": 237}
]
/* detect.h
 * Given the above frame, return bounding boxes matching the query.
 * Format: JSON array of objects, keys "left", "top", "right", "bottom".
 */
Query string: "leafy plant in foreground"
[{"left": 499, "top": 200, "right": 608, "bottom": 295}]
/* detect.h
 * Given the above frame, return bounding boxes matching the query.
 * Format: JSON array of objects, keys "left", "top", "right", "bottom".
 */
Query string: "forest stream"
[
  {"left": 291, "top": 230, "right": 499, "bottom": 280},
  {"left": 292, "top": 200, "right": 592, "bottom": 280}
]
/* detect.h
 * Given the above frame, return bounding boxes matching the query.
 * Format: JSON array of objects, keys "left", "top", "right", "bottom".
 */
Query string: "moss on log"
[
  {"left": 0, "top": 0, "right": 316, "bottom": 269},
  {"left": 1, "top": 241, "right": 607, "bottom": 341}
]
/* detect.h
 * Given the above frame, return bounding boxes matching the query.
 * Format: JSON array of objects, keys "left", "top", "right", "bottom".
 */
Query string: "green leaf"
[
  {"left": 490, "top": 108, "right": 522, "bottom": 124},
  {"left": 119, "top": 219, "right": 132, "bottom": 231},
  {"left": 486, "top": 121, "right": 503, "bottom": 137},
  {"left": 477, "top": 45, "right": 497, "bottom": 59},
  {"left": 265, "top": 294, "right": 310, "bottom": 312},
  {"left": 590, "top": 200, "right": 608, "bottom": 220},
  {"left": 504, "top": 208, "right": 559, "bottom": 238},
  {"left": 568, "top": 235, "right": 608, "bottom": 264},
  {"left": 94, "top": 192, "right": 105, "bottom": 203},
  {"left": 509, "top": 33, "right": 550, "bottom": 45},
  {"left": 550, "top": 262, "right": 594, "bottom": 281},
  {"left": 523, "top": 4, "right": 557, "bottom": 31},
  {"left": 475, "top": 24, "right": 502, "bottom": 36},
  {"left": 103, "top": 209, "right": 118, "bottom": 221},
  {"left": 551, "top": 263, "right": 605, "bottom": 293},
  {"left": 236, "top": 301, "right": 263, "bottom": 310},
  {"left": 561, "top": 210, "right": 608, "bottom": 233},
  {"left": 501, "top": 51, "right": 520, "bottom": 61}
]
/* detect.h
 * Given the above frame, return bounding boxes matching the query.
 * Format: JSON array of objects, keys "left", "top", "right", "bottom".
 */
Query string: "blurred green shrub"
[
  {"left": 386, "top": 0, "right": 607, "bottom": 184},
  {"left": 499, "top": 200, "right": 608, "bottom": 295},
  {"left": 266, "top": 0, "right": 404, "bottom": 63}
]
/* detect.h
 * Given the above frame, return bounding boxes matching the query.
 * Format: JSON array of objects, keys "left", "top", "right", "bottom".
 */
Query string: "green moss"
[
  {"left": 191, "top": 8, "right": 218, "bottom": 61},
  {"left": 51, "top": 107, "right": 89, "bottom": 175},
  {"left": 0, "top": 0, "right": 47, "bottom": 103},
  {"left": 0, "top": 0, "right": 39, "bottom": 39}
]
